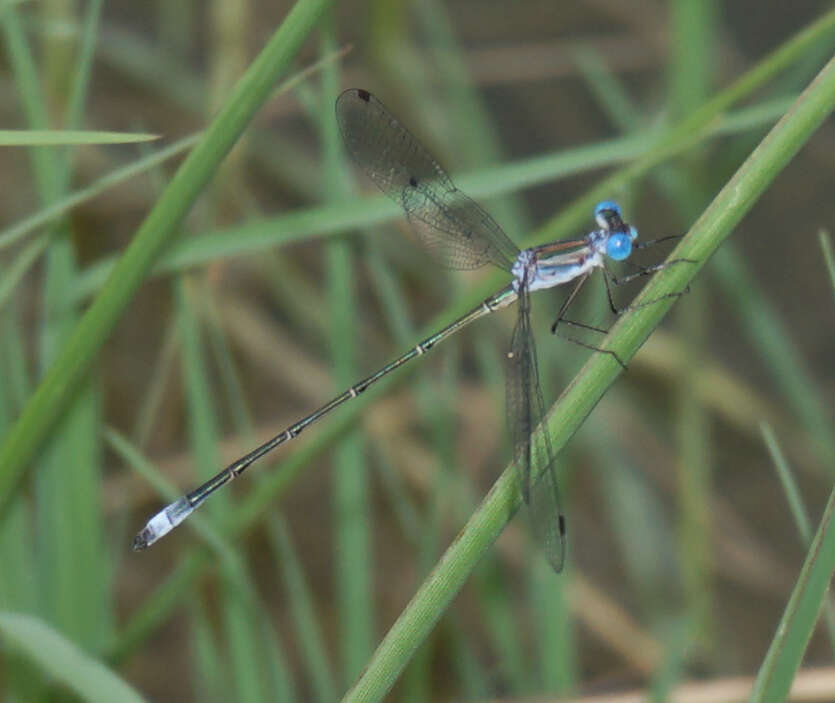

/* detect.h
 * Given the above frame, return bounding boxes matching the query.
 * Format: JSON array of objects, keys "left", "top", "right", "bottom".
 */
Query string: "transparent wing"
[
  {"left": 506, "top": 286, "right": 567, "bottom": 572},
  {"left": 336, "top": 88, "right": 519, "bottom": 271}
]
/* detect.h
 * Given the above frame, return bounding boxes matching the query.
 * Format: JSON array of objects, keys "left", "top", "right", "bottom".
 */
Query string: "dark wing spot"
[
  {"left": 409, "top": 176, "right": 418, "bottom": 187},
  {"left": 558, "top": 514, "right": 566, "bottom": 536},
  {"left": 357, "top": 89, "right": 370, "bottom": 102}
]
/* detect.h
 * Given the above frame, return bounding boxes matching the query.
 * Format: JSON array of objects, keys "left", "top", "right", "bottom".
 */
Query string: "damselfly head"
[{"left": 594, "top": 201, "right": 636, "bottom": 261}]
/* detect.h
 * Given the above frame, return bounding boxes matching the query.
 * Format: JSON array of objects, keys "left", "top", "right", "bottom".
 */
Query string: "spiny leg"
[
  {"left": 549, "top": 273, "right": 627, "bottom": 368},
  {"left": 552, "top": 328, "right": 627, "bottom": 369},
  {"left": 549, "top": 250, "right": 696, "bottom": 370},
  {"left": 609, "top": 257, "right": 696, "bottom": 287},
  {"left": 633, "top": 234, "right": 685, "bottom": 250},
  {"left": 603, "top": 265, "right": 692, "bottom": 315},
  {"left": 550, "top": 273, "right": 589, "bottom": 333},
  {"left": 555, "top": 318, "right": 610, "bottom": 335}
]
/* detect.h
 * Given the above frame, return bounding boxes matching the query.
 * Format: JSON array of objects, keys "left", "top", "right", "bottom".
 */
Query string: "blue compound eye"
[
  {"left": 594, "top": 200, "right": 622, "bottom": 218},
  {"left": 606, "top": 232, "right": 632, "bottom": 261}
]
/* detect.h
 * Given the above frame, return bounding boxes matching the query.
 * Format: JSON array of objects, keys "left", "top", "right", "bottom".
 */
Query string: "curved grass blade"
[{"left": 0, "top": 612, "right": 146, "bottom": 703}]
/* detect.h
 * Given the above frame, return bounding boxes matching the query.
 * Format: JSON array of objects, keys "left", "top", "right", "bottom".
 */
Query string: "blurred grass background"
[{"left": 0, "top": 1, "right": 834, "bottom": 701}]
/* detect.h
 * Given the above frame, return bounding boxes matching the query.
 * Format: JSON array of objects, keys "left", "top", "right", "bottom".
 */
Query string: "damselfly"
[{"left": 133, "top": 89, "right": 687, "bottom": 570}]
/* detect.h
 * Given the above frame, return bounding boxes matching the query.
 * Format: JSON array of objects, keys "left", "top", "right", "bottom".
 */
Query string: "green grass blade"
[
  {"left": 0, "top": 5, "right": 55, "bottom": 195},
  {"left": 749, "top": 483, "right": 835, "bottom": 702},
  {"left": 0, "top": 612, "right": 147, "bottom": 703},
  {"left": 0, "top": 134, "right": 200, "bottom": 252},
  {"left": 0, "top": 236, "right": 49, "bottom": 312},
  {"left": 178, "top": 278, "right": 225, "bottom": 517},
  {"left": 413, "top": 0, "right": 531, "bottom": 231},
  {"left": 202, "top": 289, "right": 253, "bottom": 439},
  {"left": 0, "top": 0, "right": 332, "bottom": 515},
  {"left": 761, "top": 422, "right": 813, "bottom": 543},
  {"left": 35, "top": 378, "right": 108, "bottom": 647},
  {"left": 219, "top": 580, "right": 268, "bottom": 703},
  {"left": 62, "top": 0, "right": 102, "bottom": 133},
  {"left": 674, "top": 292, "right": 714, "bottom": 647},
  {"left": 0, "top": 303, "right": 38, "bottom": 703},
  {"left": 819, "top": 229, "right": 835, "bottom": 294},
  {"left": 668, "top": 0, "right": 717, "bottom": 117},
  {"left": 0, "top": 129, "right": 158, "bottom": 145},
  {"left": 573, "top": 45, "right": 643, "bottom": 131},
  {"left": 531, "top": 556, "right": 574, "bottom": 694},
  {"left": 257, "top": 613, "right": 299, "bottom": 703},
  {"left": 711, "top": 247, "right": 835, "bottom": 471},
  {"left": 341, "top": 53, "right": 835, "bottom": 703},
  {"left": 445, "top": 616, "right": 490, "bottom": 698},
  {"left": 111, "top": 553, "right": 207, "bottom": 665},
  {"left": 189, "top": 598, "right": 229, "bottom": 702},
  {"left": 177, "top": 277, "right": 268, "bottom": 703},
  {"left": 0, "top": 305, "right": 36, "bottom": 614},
  {"left": 5, "top": 0, "right": 112, "bottom": 658},
  {"left": 669, "top": 0, "right": 718, "bottom": 656},
  {"left": 131, "top": 313, "right": 181, "bottom": 447},
  {"left": 474, "top": 563, "right": 530, "bottom": 693},
  {"left": 760, "top": 422, "right": 835, "bottom": 654},
  {"left": 316, "top": 37, "right": 374, "bottom": 682},
  {"left": 267, "top": 515, "right": 337, "bottom": 703}
]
